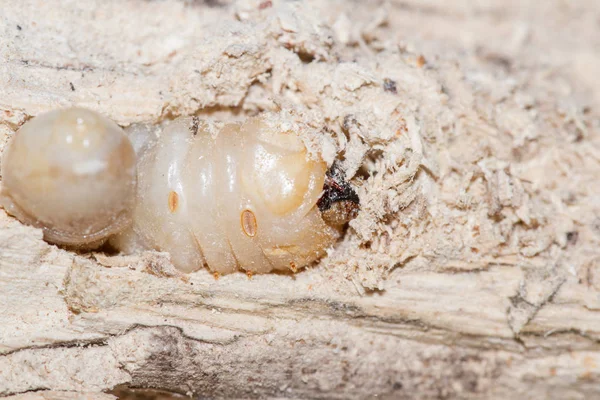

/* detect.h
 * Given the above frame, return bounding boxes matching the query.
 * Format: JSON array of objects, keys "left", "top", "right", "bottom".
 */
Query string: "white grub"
[
  {"left": 1, "top": 108, "right": 342, "bottom": 274},
  {"left": 0, "top": 108, "right": 136, "bottom": 247},
  {"left": 115, "top": 115, "right": 340, "bottom": 274}
]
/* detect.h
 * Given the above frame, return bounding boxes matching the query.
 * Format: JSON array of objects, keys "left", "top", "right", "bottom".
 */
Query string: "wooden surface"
[{"left": 1, "top": 0, "right": 600, "bottom": 398}]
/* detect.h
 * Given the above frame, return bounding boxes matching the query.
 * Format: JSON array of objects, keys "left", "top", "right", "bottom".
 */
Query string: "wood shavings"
[{"left": 2, "top": 0, "right": 600, "bottom": 398}]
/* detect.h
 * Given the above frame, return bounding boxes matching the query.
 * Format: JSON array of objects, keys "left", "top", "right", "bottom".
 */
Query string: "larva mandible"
[{"left": 0, "top": 108, "right": 359, "bottom": 274}]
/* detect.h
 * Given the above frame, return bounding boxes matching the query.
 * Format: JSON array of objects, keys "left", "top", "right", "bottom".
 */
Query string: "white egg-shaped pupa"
[
  {"left": 112, "top": 116, "right": 341, "bottom": 274},
  {"left": 0, "top": 108, "right": 136, "bottom": 247}
]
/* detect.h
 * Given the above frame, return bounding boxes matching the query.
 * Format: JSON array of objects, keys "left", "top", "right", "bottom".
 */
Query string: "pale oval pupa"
[
  {"left": 0, "top": 107, "right": 136, "bottom": 247},
  {"left": 1, "top": 108, "right": 360, "bottom": 275}
]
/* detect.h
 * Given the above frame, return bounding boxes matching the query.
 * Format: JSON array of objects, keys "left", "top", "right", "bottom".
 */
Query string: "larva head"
[
  {"left": 317, "top": 162, "right": 360, "bottom": 226},
  {"left": 0, "top": 107, "right": 136, "bottom": 246},
  {"left": 237, "top": 116, "right": 353, "bottom": 272}
]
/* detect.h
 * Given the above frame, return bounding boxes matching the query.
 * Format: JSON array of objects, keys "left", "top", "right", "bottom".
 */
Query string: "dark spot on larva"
[
  {"left": 168, "top": 191, "right": 179, "bottom": 213},
  {"left": 16, "top": 25, "right": 22, "bottom": 31},
  {"left": 383, "top": 78, "right": 397, "bottom": 94},
  {"left": 289, "top": 261, "right": 298, "bottom": 273},
  {"left": 189, "top": 116, "right": 200, "bottom": 136},
  {"left": 69, "top": 82, "right": 75, "bottom": 91},
  {"left": 241, "top": 209, "right": 257, "bottom": 237}
]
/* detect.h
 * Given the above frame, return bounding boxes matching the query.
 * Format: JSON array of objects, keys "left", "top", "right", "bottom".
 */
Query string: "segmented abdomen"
[{"left": 118, "top": 116, "right": 338, "bottom": 274}]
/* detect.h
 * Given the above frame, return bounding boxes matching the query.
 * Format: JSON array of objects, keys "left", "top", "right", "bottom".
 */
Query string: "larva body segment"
[
  {"left": 127, "top": 117, "right": 208, "bottom": 272},
  {"left": 122, "top": 116, "right": 339, "bottom": 274},
  {"left": 0, "top": 108, "right": 136, "bottom": 246}
]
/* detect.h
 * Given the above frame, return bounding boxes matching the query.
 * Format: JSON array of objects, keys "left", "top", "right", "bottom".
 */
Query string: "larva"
[{"left": 0, "top": 108, "right": 359, "bottom": 275}]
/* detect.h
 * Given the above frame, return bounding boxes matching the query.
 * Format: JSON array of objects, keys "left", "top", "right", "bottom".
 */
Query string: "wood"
[{"left": 1, "top": 0, "right": 600, "bottom": 398}]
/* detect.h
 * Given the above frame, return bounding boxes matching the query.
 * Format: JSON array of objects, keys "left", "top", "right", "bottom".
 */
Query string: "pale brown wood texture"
[{"left": 1, "top": 0, "right": 599, "bottom": 398}]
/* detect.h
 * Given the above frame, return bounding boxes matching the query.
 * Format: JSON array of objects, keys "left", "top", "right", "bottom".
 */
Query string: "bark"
[{"left": 1, "top": 0, "right": 600, "bottom": 399}]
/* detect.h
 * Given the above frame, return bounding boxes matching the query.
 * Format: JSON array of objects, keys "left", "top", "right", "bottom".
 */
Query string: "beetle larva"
[{"left": 0, "top": 108, "right": 359, "bottom": 274}]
